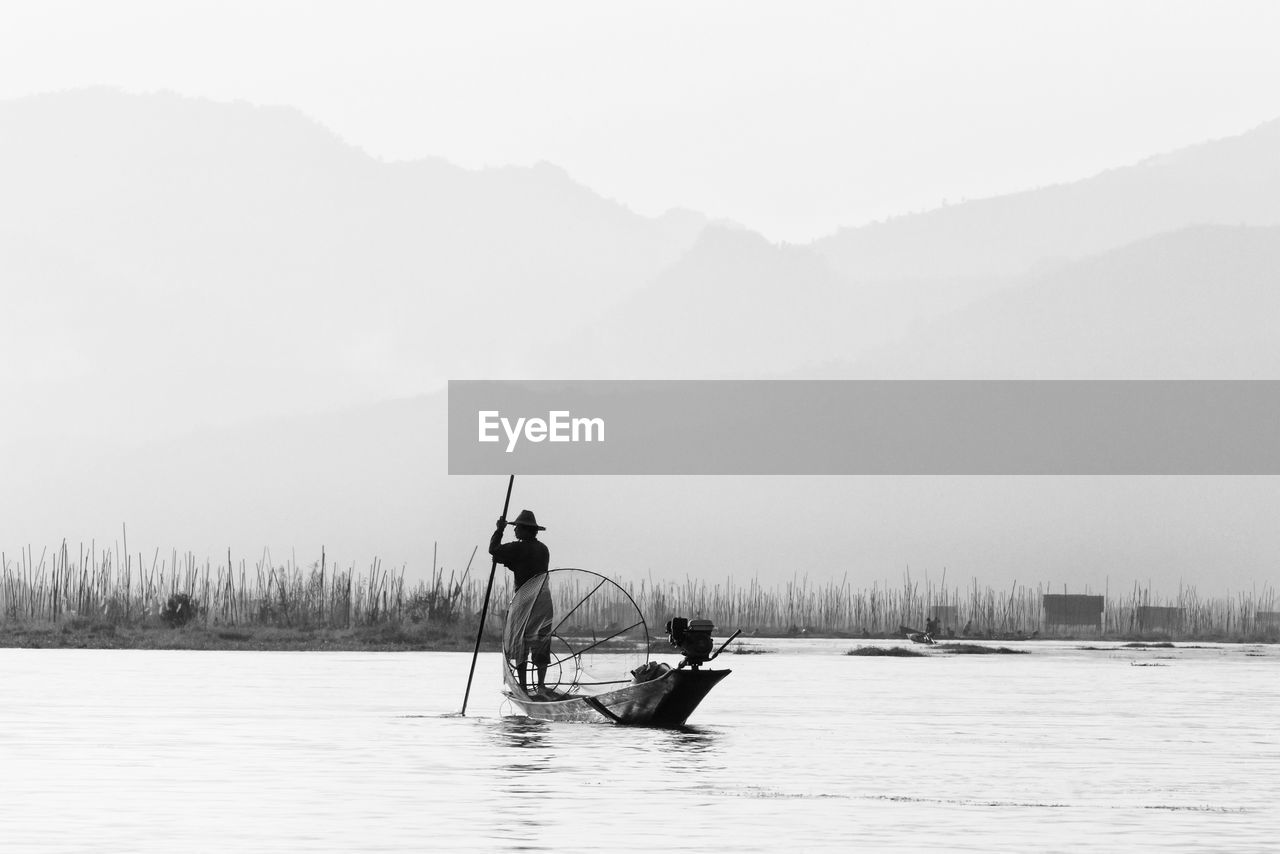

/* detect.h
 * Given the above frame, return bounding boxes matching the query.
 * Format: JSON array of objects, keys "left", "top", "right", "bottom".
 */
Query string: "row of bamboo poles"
[
  {"left": 2, "top": 543, "right": 1276, "bottom": 639},
  {"left": 641, "top": 574, "right": 1280, "bottom": 639},
  {"left": 0, "top": 543, "right": 445, "bottom": 629}
]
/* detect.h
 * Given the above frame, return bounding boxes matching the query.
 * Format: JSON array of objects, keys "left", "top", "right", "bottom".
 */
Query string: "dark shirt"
[{"left": 489, "top": 529, "right": 549, "bottom": 589}]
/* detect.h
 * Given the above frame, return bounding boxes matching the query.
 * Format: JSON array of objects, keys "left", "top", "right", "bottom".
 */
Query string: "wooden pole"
[{"left": 460, "top": 475, "right": 514, "bottom": 716}]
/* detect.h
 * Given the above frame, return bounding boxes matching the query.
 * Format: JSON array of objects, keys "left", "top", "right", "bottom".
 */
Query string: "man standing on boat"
[{"left": 490, "top": 510, "right": 553, "bottom": 696}]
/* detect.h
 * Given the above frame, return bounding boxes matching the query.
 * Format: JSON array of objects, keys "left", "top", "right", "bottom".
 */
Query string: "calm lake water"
[{"left": 1, "top": 640, "right": 1277, "bottom": 852}]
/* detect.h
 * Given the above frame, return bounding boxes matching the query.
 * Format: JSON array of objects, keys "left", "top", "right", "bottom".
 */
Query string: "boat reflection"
[
  {"left": 660, "top": 725, "right": 719, "bottom": 754},
  {"left": 496, "top": 716, "right": 550, "bottom": 749}
]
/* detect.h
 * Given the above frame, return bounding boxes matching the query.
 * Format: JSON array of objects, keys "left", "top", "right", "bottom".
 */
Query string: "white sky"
[{"left": 4, "top": 0, "right": 1280, "bottom": 241}]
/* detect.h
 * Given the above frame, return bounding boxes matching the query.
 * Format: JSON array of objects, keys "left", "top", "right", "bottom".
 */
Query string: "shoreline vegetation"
[{"left": 2, "top": 544, "right": 1277, "bottom": 650}]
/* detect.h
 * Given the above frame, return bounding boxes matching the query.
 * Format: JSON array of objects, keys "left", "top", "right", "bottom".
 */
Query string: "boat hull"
[{"left": 505, "top": 667, "right": 730, "bottom": 727}]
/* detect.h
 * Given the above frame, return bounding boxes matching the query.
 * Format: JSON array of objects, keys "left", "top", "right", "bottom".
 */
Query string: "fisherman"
[{"left": 490, "top": 509, "right": 553, "bottom": 696}]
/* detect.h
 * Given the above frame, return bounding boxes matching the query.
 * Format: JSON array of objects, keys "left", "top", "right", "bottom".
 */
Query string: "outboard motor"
[{"left": 666, "top": 616, "right": 716, "bottom": 669}]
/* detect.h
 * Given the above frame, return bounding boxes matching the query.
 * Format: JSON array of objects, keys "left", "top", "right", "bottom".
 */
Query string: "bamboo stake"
[{"left": 461, "top": 475, "right": 514, "bottom": 717}]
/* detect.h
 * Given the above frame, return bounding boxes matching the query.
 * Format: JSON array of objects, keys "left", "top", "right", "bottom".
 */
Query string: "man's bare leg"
[{"left": 533, "top": 650, "right": 550, "bottom": 693}]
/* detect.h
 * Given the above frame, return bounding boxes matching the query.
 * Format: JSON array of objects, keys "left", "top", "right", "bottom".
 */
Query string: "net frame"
[{"left": 502, "top": 568, "right": 650, "bottom": 698}]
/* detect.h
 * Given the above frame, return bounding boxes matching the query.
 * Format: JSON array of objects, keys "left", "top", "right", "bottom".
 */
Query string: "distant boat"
[
  {"left": 500, "top": 568, "right": 737, "bottom": 726},
  {"left": 899, "top": 624, "right": 936, "bottom": 645}
]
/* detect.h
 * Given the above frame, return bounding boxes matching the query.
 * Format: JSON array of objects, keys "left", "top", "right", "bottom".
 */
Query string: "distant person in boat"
[{"left": 490, "top": 509, "right": 553, "bottom": 695}]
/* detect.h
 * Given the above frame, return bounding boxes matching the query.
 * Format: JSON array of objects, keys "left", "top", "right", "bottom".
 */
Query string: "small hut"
[{"left": 1042, "top": 594, "right": 1104, "bottom": 634}]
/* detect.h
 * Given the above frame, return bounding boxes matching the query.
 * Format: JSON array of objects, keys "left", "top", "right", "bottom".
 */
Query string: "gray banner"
[{"left": 447, "top": 380, "right": 1280, "bottom": 475}]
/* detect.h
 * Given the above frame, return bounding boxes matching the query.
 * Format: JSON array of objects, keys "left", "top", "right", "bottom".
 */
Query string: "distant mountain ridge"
[
  {"left": 0, "top": 89, "right": 707, "bottom": 439},
  {"left": 813, "top": 117, "right": 1280, "bottom": 281},
  {"left": 5, "top": 89, "right": 1280, "bottom": 435},
  {"left": 820, "top": 225, "right": 1280, "bottom": 379},
  {"left": 546, "top": 117, "right": 1280, "bottom": 380}
]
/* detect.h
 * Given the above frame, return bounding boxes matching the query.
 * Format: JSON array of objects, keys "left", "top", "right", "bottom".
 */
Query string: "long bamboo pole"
[{"left": 460, "top": 475, "right": 514, "bottom": 716}]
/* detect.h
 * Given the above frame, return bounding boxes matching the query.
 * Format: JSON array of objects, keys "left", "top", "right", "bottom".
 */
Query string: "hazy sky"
[{"left": 5, "top": 1, "right": 1280, "bottom": 241}]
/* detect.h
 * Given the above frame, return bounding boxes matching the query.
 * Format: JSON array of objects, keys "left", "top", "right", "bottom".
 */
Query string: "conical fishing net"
[{"left": 502, "top": 568, "right": 650, "bottom": 698}]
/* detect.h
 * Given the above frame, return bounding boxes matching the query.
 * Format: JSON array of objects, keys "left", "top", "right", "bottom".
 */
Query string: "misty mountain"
[
  {"left": 8, "top": 89, "right": 1280, "bottom": 438},
  {"left": 0, "top": 89, "right": 706, "bottom": 440},
  {"left": 547, "top": 226, "right": 854, "bottom": 377},
  {"left": 814, "top": 118, "right": 1280, "bottom": 281},
  {"left": 547, "top": 119, "right": 1280, "bottom": 380},
  {"left": 825, "top": 225, "right": 1280, "bottom": 379},
  {"left": 546, "top": 226, "right": 1013, "bottom": 379}
]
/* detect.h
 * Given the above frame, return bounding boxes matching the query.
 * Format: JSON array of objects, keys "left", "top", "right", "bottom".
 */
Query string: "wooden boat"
[
  {"left": 503, "top": 664, "right": 730, "bottom": 726},
  {"left": 899, "top": 624, "right": 936, "bottom": 645},
  {"left": 500, "top": 568, "right": 736, "bottom": 727}
]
